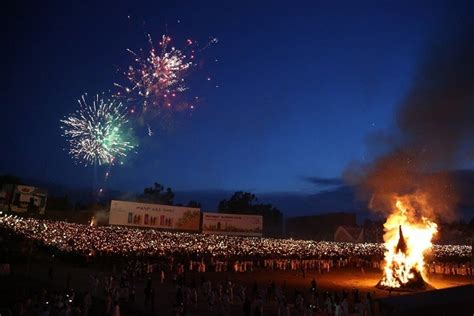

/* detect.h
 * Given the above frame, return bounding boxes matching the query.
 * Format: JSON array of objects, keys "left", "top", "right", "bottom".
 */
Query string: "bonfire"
[{"left": 377, "top": 198, "right": 437, "bottom": 291}]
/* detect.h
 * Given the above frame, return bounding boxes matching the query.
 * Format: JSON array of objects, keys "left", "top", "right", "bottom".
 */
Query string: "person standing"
[
  {"left": 144, "top": 284, "right": 150, "bottom": 308},
  {"left": 228, "top": 281, "right": 234, "bottom": 302},
  {"left": 150, "top": 287, "right": 155, "bottom": 313},
  {"left": 355, "top": 295, "right": 364, "bottom": 316},
  {"left": 282, "top": 299, "right": 290, "bottom": 316},
  {"left": 83, "top": 291, "right": 92, "bottom": 316},
  {"left": 254, "top": 295, "right": 264, "bottom": 316},
  {"left": 310, "top": 277, "right": 317, "bottom": 292},
  {"left": 104, "top": 294, "right": 112, "bottom": 315},
  {"left": 243, "top": 297, "right": 251, "bottom": 316},
  {"left": 325, "top": 293, "right": 332, "bottom": 315},
  {"left": 192, "top": 286, "right": 198, "bottom": 308},
  {"left": 366, "top": 292, "right": 373, "bottom": 316},
  {"left": 160, "top": 269, "right": 165, "bottom": 284},
  {"left": 113, "top": 301, "right": 120, "bottom": 316},
  {"left": 341, "top": 295, "right": 349, "bottom": 316},
  {"left": 208, "top": 290, "right": 215, "bottom": 312},
  {"left": 128, "top": 283, "right": 135, "bottom": 302},
  {"left": 334, "top": 296, "right": 342, "bottom": 316}
]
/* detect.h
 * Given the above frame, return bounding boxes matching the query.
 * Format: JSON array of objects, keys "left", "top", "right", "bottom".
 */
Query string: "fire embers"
[{"left": 377, "top": 198, "right": 437, "bottom": 291}]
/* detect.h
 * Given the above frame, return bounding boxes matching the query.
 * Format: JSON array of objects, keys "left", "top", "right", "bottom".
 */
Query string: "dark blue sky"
[{"left": 1, "top": 0, "right": 469, "bottom": 195}]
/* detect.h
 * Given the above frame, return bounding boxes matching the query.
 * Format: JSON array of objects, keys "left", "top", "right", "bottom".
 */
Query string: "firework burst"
[
  {"left": 60, "top": 93, "right": 135, "bottom": 166},
  {"left": 115, "top": 34, "right": 194, "bottom": 112}
]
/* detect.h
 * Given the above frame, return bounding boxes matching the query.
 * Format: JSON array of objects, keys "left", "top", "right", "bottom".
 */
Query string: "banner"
[
  {"left": 202, "top": 212, "right": 263, "bottom": 236},
  {"left": 10, "top": 185, "right": 48, "bottom": 214},
  {"left": 109, "top": 200, "right": 200, "bottom": 231},
  {"left": 0, "top": 184, "right": 14, "bottom": 212}
]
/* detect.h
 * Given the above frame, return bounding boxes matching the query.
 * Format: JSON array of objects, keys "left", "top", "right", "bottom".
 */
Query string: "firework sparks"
[
  {"left": 60, "top": 93, "right": 135, "bottom": 166},
  {"left": 115, "top": 34, "right": 193, "bottom": 112},
  {"left": 115, "top": 33, "right": 218, "bottom": 130}
]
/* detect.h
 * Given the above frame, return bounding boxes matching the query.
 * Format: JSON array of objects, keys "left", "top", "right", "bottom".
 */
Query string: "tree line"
[
  {"left": 0, "top": 176, "right": 284, "bottom": 236},
  {"left": 140, "top": 183, "right": 283, "bottom": 237}
]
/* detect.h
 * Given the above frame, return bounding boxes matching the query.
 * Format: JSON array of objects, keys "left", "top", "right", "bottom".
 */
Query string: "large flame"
[{"left": 379, "top": 196, "right": 438, "bottom": 288}]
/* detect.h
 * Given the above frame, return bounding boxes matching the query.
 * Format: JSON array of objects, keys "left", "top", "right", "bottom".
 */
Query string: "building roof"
[{"left": 340, "top": 225, "right": 363, "bottom": 240}]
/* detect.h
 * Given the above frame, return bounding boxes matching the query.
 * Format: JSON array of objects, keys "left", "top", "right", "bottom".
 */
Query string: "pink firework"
[{"left": 115, "top": 34, "right": 193, "bottom": 111}]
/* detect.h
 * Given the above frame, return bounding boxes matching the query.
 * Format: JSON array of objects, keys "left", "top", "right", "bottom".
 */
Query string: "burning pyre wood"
[{"left": 376, "top": 225, "right": 434, "bottom": 292}]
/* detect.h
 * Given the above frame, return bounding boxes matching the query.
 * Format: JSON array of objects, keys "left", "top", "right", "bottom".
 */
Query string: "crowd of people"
[
  {"left": 4, "top": 286, "right": 101, "bottom": 316},
  {"left": 1, "top": 214, "right": 471, "bottom": 264},
  {"left": 427, "top": 261, "right": 473, "bottom": 276},
  {"left": 79, "top": 259, "right": 377, "bottom": 316},
  {"left": 1, "top": 214, "right": 473, "bottom": 316},
  {"left": 4, "top": 260, "right": 376, "bottom": 316}
]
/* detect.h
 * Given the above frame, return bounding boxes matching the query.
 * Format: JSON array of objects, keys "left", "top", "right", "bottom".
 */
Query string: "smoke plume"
[{"left": 345, "top": 26, "right": 474, "bottom": 222}]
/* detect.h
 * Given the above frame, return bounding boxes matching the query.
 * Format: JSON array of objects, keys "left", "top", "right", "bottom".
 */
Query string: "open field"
[{"left": 1, "top": 253, "right": 472, "bottom": 315}]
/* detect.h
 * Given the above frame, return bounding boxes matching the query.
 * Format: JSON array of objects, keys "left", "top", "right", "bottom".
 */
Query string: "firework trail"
[{"left": 60, "top": 93, "right": 136, "bottom": 166}]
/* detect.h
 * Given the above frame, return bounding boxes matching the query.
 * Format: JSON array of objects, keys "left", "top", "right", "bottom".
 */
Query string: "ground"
[{"left": 1, "top": 252, "right": 472, "bottom": 315}]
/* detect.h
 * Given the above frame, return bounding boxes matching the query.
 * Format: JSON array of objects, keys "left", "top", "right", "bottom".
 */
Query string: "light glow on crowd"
[{"left": 0, "top": 215, "right": 471, "bottom": 261}]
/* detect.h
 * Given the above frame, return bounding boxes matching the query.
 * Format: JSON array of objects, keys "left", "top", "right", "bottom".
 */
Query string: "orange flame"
[{"left": 379, "top": 196, "right": 438, "bottom": 288}]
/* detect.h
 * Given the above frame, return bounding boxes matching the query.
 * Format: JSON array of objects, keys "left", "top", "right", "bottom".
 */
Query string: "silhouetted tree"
[
  {"left": 218, "top": 191, "right": 283, "bottom": 237},
  {"left": 46, "top": 195, "right": 72, "bottom": 211},
  {"left": 218, "top": 191, "right": 257, "bottom": 214},
  {"left": 141, "top": 182, "right": 175, "bottom": 205},
  {"left": 252, "top": 203, "right": 283, "bottom": 237},
  {"left": 186, "top": 200, "right": 202, "bottom": 208},
  {"left": 0, "top": 174, "right": 23, "bottom": 187}
]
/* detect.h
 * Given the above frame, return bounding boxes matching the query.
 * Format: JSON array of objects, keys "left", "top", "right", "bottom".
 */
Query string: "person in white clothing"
[
  {"left": 334, "top": 298, "right": 342, "bottom": 316},
  {"left": 113, "top": 301, "right": 120, "bottom": 316},
  {"left": 160, "top": 270, "right": 165, "bottom": 284}
]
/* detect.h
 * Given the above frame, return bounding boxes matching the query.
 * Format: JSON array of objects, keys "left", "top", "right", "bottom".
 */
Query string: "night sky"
[{"left": 2, "top": 1, "right": 471, "bottom": 200}]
